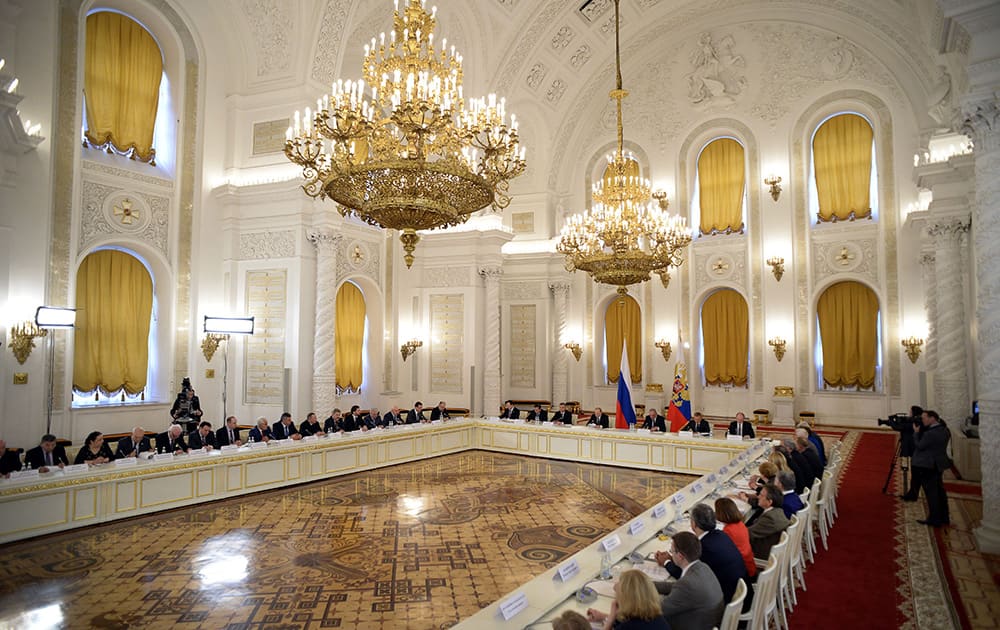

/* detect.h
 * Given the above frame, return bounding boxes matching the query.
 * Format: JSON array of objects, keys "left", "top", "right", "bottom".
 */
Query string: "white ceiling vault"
[{"left": 201, "top": 0, "right": 958, "bottom": 196}]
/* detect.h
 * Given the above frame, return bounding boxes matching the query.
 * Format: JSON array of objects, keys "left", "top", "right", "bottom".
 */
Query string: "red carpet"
[{"left": 789, "top": 432, "right": 909, "bottom": 628}]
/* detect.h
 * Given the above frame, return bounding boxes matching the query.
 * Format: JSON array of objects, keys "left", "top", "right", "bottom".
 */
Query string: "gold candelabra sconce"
[
  {"left": 764, "top": 175, "right": 782, "bottom": 202},
  {"left": 652, "top": 189, "right": 669, "bottom": 210},
  {"left": 564, "top": 342, "right": 582, "bottom": 362},
  {"left": 7, "top": 320, "right": 47, "bottom": 364},
  {"left": 766, "top": 256, "right": 785, "bottom": 282},
  {"left": 768, "top": 337, "right": 787, "bottom": 361},
  {"left": 654, "top": 340, "right": 672, "bottom": 362},
  {"left": 901, "top": 336, "right": 924, "bottom": 363},
  {"left": 401, "top": 339, "right": 423, "bottom": 362},
  {"left": 201, "top": 333, "right": 229, "bottom": 362}
]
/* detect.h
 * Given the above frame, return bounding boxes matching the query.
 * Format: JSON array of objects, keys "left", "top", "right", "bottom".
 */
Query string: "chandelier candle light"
[
  {"left": 557, "top": 0, "right": 691, "bottom": 296},
  {"left": 284, "top": 0, "right": 526, "bottom": 267}
]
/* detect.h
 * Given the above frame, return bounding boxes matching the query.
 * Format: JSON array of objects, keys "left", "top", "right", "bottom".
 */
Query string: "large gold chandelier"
[
  {"left": 285, "top": 0, "right": 526, "bottom": 267},
  {"left": 557, "top": 0, "right": 691, "bottom": 294}
]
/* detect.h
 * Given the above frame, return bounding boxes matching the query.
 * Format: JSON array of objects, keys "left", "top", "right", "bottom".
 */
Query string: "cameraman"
[
  {"left": 900, "top": 405, "right": 922, "bottom": 500},
  {"left": 909, "top": 409, "right": 951, "bottom": 527}
]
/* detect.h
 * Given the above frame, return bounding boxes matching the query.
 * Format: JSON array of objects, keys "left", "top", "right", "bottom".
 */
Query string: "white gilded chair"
[
  {"left": 803, "top": 479, "right": 821, "bottom": 563},
  {"left": 718, "top": 577, "right": 747, "bottom": 630},
  {"left": 746, "top": 533, "right": 787, "bottom": 630}
]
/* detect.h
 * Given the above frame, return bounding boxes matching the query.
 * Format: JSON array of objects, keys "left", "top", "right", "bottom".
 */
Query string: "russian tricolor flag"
[{"left": 615, "top": 340, "right": 637, "bottom": 429}]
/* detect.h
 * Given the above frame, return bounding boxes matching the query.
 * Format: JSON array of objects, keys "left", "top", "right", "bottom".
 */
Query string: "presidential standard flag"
[
  {"left": 616, "top": 340, "right": 637, "bottom": 429},
  {"left": 667, "top": 362, "right": 692, "bottom": 432}
]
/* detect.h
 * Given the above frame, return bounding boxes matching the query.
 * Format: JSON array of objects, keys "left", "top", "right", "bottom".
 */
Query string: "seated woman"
[
  {"left": 74, "top": 431, "right": 114, "bottom": 465},
  {"left": 586, "top": 569, "right": 670, "bottom": 630},
  {"left": 746, "top": 461, "right": 778, "bottom": 496},
  {"left": 715, "top": 496, "right": 756, "bottom": 579}
]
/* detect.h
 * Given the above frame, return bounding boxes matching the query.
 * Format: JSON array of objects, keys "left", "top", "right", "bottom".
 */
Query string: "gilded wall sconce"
[
  {"left": 654, "top": 339, "right": 672, "bottom": 362},
  {"left": 201, "top": 333, "right": 229, "bottom": 362},
  {"left": 766, "top": 256, "right": 785, "bottom": 282},
  {"left": 401, "top": 339, "right": 423, "bottom": 361},
  {"left": 901, "top": 336, "right": 924, "bottom": 363},
  {"left": 768, "top": 337, "right": 787, "bottom": 361},
  {"left": 564, "top": 342, "right": 582, "bottom": 362},
  {"left": 764, "top": 175, "right": 782, "bottom": 201},
  {"left": 7, "top": 320, "right": 46, "bottom": 364}
]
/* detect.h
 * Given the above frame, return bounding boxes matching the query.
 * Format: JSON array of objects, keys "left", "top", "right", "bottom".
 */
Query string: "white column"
[
  {"left": 308, "top": 230, "right": 341, "bottom": 415},
  {"left": 964, "top": 97, "right": 1000, "bottom": 553},
  {"left": 919, "top": 251, "right": 938, "bottom": 372},
  {"left": 480, "top": 265, "right": 502, "bottom": 416},
  {"left": 550, "top": 282, "right": 570, "bottom": 405},
  {"left": 927, "top": 218, "right": 971, "bottom": 425}
]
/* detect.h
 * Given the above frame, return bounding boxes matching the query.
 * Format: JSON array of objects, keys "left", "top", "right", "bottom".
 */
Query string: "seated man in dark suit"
[
  {"left": 248, "top": 417, "right": 274, "bottom": 443},
  {"left": 642, "top": 407, "right": 667, "bottom": 432},
  {"left": 782, "top": 438, "right": 815, "bottom": 491},
  {"left": 550, "top": 403, "right": 573, "bottom": 424},
  {"left": 683, "top": 411, "right": 712, "bottom": 434},
  {"left": 405, "top": 402, "right": 426, "bottom": 424},
  {"left": 796, "top": 436, "right": 824, "bottom": 480},
  {"left": 188, "top": 421, "right": 217, "bottom": 450},
  {"left": 216, "top": 416, "right": 243, "bottom": 447},
  {"left": 526, "top": 403, "right": 548, "bottom": 422},
  {"left": 25, "top": 434, "right": 70, "bottom": 472},
  {"left": 776, "top": 470, "right": 804, "bottom": 519},
  {"left": 381, "top": 406, "right": 404, "bottom": 427},
  {"left": 651, "top": 531, "right": 725, "bottom": 630},
  {"left": 499, "top": 400, "right": 520, "bottom": 419},
  {"left": 323, "top": 408, "right": 343, "bottom": 433},
  {"left": 272, "top": 412, "right": 302, "bottom": 440},
  {"left": 429, "top": 401, "right": 450, "bottom": 421},
  {"left": 361, "top": 408, "right": 380, "bottom": 430},
  {"left": 157, "top": 424, "right": 189, "bottom": 454},
  {"left": 727, "top": 412, "right": 755, "bottom": 439},
  {"left": 115, "top": 427, "right": 152, "bottom": 459},
  {"left": 0, "top": 439, "right": 22, "bottom": 477},
  {"left": 299, "top": 412, "right": 323, "bottom": 436},
  {"left": 655, "top": 504, "right": 748, "bottom": 605},
  {"left": 339, "top": 406, "right": 362, "bottom": 432},
  {"left": 587, "top": 407, "right": 610, "bottom": 429},
  {"left": 749, "top": 484, "right": 791, "bottom": 560}
]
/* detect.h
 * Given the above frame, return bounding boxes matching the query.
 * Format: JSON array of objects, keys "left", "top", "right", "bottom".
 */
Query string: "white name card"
[
  {"left": 220, "top": 444, "right": 239, "bottom": 453},
  {"left": 277, "top": 438, "right": 294, "bottom": 445},
  {"left": 719, "top": 466, "right": 729, "bottom": 474},
  {"left": 302, "top": 435, "right": 318, "bottom": 442},
  {"left": 727, "top": 434, "right": 745, "bottom": 441},
  {"left": 10, "top": 469, "right": 39, "bottom": 481},
  {"left": 692, "top": 483, "right": 704, "bottom": 494},
  {"left": 706, "top": 474, "right": 718, "bottom": 484},
  {"left": 249, "top": 441, "right": 268, "bottom": 448},
  {"left": 652, "top": 503, "right": 667, "bottom": 519},
  {"left": 115, "top": 457, "right": 138, "bottom": 467},
  {"left": 672, "top": 494, "right": 685, "bottom": 505},
  {"left": 188, "top": 449, "right": 209, "bottom": 458},
  {"left": 542, "top": 421, "right": 554, "bottom": 426},
  {"left": 629, "top": 519, "right": 646, "bottom": 536},
  {"left": 431, "top": 419, "right": 443, "bottom": 425},
  {"left": 512, "top": 419, "right": 524, "bottom": 424},
  {"left": 498, "top": 592, "right": 528, "bottom": 620},
  {"left": 62, "top": 463, "right": 89, "bottom": 475},
  {"left": 555, "top": 559, "right": 581, "bottom": 582},
  {"left": 601, "top": 534, "right": 622, "bottom": 552},
  {"left": 678, "top": 430, "right": 693, "bottom": 437},
  {"left": 153, "top": 453, "right": 174, "bottom": 462},
  {"left": 637, "top": 428, "right": 651, "bottom": 434}
]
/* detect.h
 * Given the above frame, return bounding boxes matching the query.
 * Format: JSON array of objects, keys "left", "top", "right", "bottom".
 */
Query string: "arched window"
[
  {"left": 700, "top": 289, "right": 748, "bottom": 387},
  {"left": 83, "top": 11, "right": 163, "bottom": 164},
  {"left": 816, "top": 281, "right": 880, "bottom": 390},
  {"left": 693, "top": 137, "right": 746, "bottom": 235},
  {"left": 810, "top": 113, "right": 877, "bottom": 223},
  {"left": 335, "top": 281, "right": 367, "bottom": 393},
  {"left": 604, "top": 295, "right": 641, "bottom": 384},
  {"left": 73, "top": 249, "right": 153, "bottom": 400}
]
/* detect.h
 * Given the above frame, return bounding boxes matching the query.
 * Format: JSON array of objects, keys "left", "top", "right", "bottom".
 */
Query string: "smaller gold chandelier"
[
  {"left": 401, "top": 338, "right": 423, "bottom": 361},
  {"left": 557, "top": 0, "right": 691, "bottom": 294},
  {"left": 7, "top": 320, "right": 47, "bottom": 364},
  {"left": 285, "top": 0, "right": 526, "bottom": 268},
  {"left": 901, "top": 336, "right": 923, "bottom": 363},
  {"left": 201, "top": 333, "right": 229, "bottom": 362}
]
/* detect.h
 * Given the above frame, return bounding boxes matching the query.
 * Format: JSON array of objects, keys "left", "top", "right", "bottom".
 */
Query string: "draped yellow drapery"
[
  {"left": 817, "top": 281, "right": 879, "bottom": 390},
  {"left": 73, "top": 250, "right": 153, "bottom": 395},
  {"left": 335, "top": 282, "right": 366, "bottom": 391},
  {"left": 812, "top": 113, "right": 873, "bottom": 222},
  {"left": 84, "top": 12, "right": 163, "bottom": 164},
  {"left": 698, "top": 138, "right": 746, "bottom": 235},
  {"left": 605, "top": 295, "right": 642, "bottom": 384},
  {"left": 701, "top": 289, "right": 749, "bottom": 387}
]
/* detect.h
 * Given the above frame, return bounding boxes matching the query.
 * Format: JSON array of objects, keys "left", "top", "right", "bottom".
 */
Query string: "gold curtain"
[
  {"left": 335, "top": 282, "right": 366, "bottom": 391},
  {"left": 817, "top": 281, "right": 879, "bottom": 390},
  {"left": 73, "top": 250, "right": 153, "bottom": 395},
  {"left": 698, "top": 138, "right": 746, "bottom": 235},
  {"left": 701, "top": 289, "right": 749, "bottom": 386},
  {"left": 812, "top": 113, "right": 873, "bottom": 222},
  {"left": 84, "top": 12, "right": 163, "bottom": 164},
  {"left": 605, "top": 295, "right": 642, "bottom": 384}
]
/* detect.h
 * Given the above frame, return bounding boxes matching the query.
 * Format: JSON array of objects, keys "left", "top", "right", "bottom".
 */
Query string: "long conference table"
[{"left": 0, "top": 417, "right": 770, "bottom": 628}]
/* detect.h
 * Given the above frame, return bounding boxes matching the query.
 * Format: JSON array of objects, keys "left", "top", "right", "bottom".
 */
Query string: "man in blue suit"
[
  {"left": 777, "top": 470, "right": 804, "bottom": 519},
  {"left": 656, "top": 503, "right": 748, "bottom": 604}
]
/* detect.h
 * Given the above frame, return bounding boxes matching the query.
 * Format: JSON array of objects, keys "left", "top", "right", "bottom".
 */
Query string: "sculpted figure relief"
[{"left": 687, "top": 33, "right": 746, "bottom": 107}]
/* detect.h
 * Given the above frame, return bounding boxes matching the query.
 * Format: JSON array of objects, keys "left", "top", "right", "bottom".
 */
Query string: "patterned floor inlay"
[{"left": 0, "top": 451, "right": 691, "bottom": 629}]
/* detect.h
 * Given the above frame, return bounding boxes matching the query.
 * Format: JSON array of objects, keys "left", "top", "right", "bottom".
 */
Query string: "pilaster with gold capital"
[
  {"left": 480, "top": 266, "right": 503, "bottom": 416},
  {"left": 308, "top": 229, "right": 342, "bottom": 414}
]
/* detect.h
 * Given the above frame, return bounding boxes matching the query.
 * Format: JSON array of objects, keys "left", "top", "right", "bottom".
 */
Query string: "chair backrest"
[
  {"left": 788, "top": 513, "right": 805, "bottom": 564},
  {"left": 750, "top": 555, "right": 781, "bottom": 628},
  {"left": 783, "top": 517, "right": 799, "bottom": 570},
  {"left": 719, "top": 578, "right": 747, "bottom": 630}
]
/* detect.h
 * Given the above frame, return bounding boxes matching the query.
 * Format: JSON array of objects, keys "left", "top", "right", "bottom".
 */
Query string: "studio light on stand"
[
  {"left": 203, "top": 316, "right": 254, "bottom": 421},
  {"left": 35, "top": 306, "right": 76, "bottom": 435}
]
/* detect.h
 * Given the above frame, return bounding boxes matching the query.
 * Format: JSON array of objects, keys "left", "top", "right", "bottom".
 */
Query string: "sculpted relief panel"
[
  {"left": 812, "top": 238, "right": 878, "bottom": 284},
  {"left": 80, "top": 180, "right": 170, "bottom": 258},
  {"left": 240, "top": 0, "right": 293, "bottom": 77}
]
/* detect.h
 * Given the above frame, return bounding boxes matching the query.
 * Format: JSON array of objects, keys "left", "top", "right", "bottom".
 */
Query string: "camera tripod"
[{"left": 881, "top": 438, "right": 911, "bottom": 495}]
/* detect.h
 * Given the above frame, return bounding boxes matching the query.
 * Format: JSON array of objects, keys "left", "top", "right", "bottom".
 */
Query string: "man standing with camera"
[{"left": 910, "top": 409, "right": 951, "bottom": 527}]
